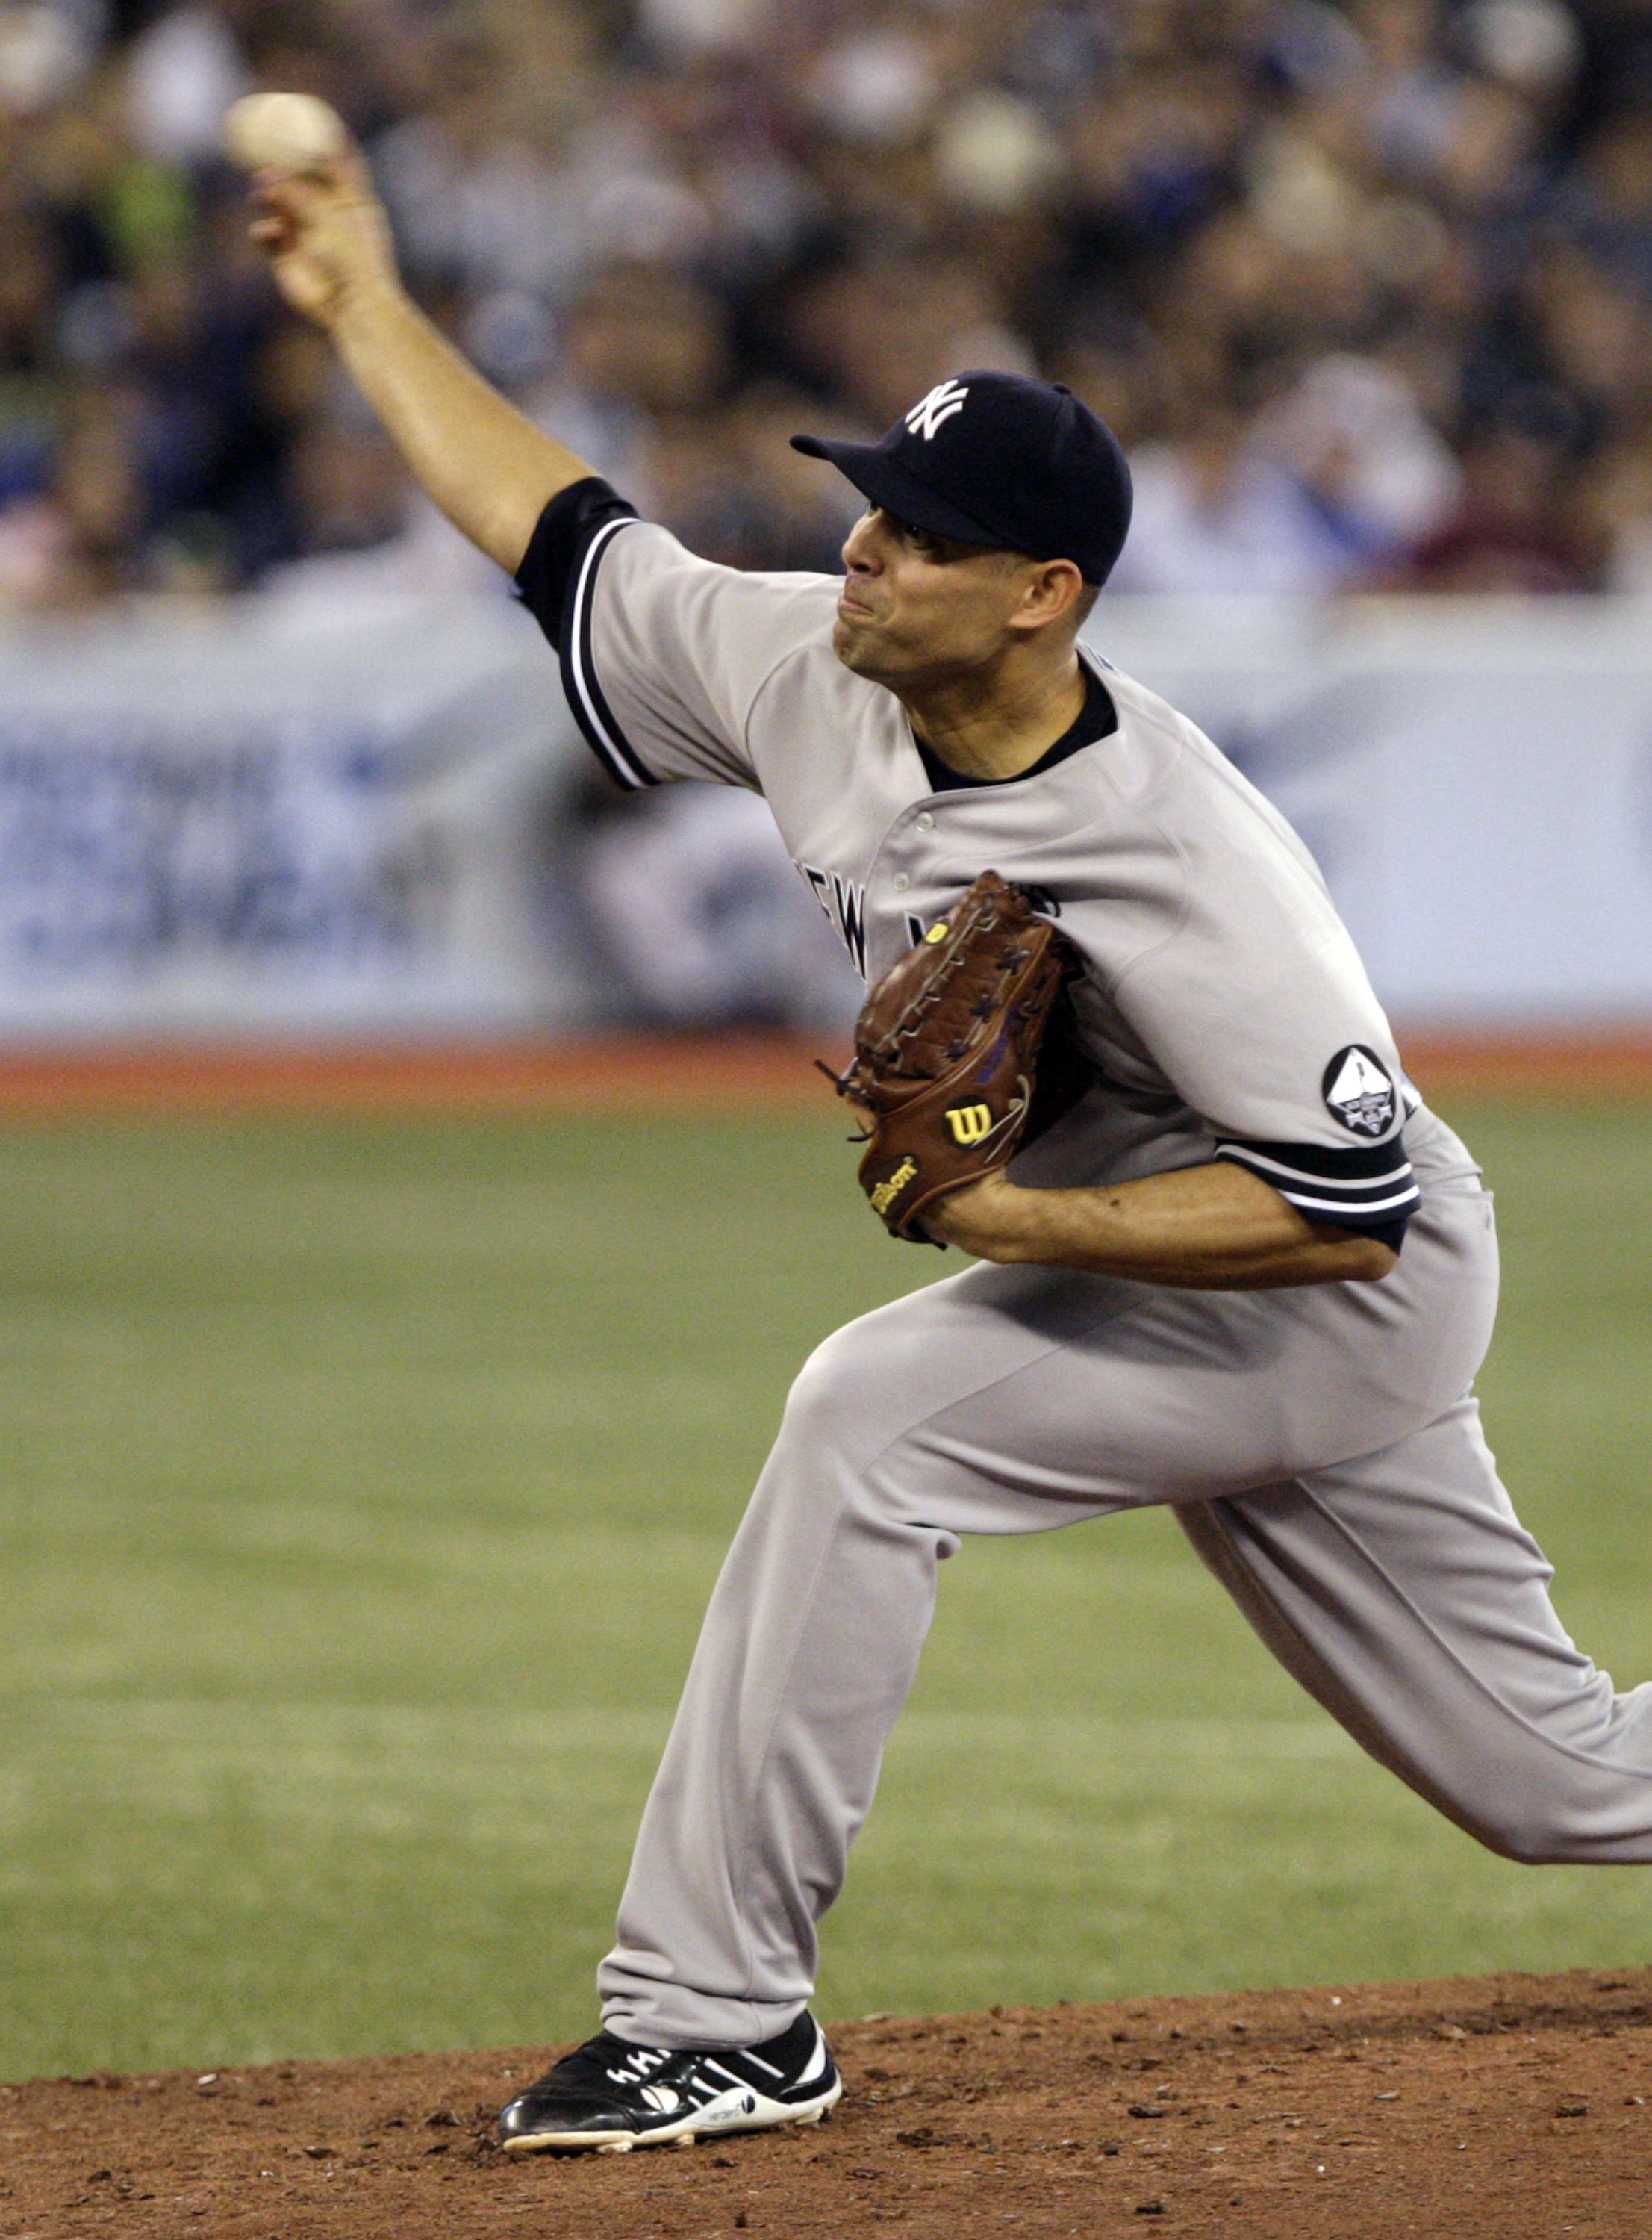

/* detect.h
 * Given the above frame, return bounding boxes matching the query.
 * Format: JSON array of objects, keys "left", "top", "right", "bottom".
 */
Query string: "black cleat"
[{"left": 496, "top": 2010, "right": 841, "bottom": 2155}]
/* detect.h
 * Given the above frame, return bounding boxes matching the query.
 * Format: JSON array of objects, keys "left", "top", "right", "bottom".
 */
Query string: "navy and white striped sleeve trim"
[
  {"left": 514, "top": 478, "right": 657, "bottom": 791},
  {"left": 1214, "top": 1135, "right": 1421, "bottom": 1239}
]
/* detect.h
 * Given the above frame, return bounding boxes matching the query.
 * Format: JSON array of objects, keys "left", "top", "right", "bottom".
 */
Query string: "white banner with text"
[{"left": 1, "top": 589, "right": 1650, "bottom": 1037}]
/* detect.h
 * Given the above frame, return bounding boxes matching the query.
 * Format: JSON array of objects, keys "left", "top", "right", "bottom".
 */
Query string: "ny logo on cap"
[{"left": 905, "top": 379, "right": 970, "bottom": 441}]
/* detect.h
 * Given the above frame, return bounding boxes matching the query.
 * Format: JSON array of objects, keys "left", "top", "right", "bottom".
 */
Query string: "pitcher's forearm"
[
  {"left": 249, "top": 152, "right": 594, "bottom": 571},
  {"left": 331, "top": 283, "right": 592, "bottom": 571},
  {"left": 926, "top": 1163, "right": 1397, "bottom": 1287},
  {"left": 988, "top": 1192, "right": 1395, "bottom": 1287}
]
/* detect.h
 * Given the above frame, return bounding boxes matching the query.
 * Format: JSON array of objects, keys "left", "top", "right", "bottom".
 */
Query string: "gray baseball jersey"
[
  {"left": 517, "top": 484, "right": 1652, "bottom": 2053},
  {"left": 522, "top": 485, "right": 1426, "bottom": 1242}
]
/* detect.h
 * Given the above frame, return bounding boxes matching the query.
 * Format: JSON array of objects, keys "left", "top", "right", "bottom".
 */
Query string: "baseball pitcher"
[{"left": 247, "top": 138, "right": 1652, "bottom": 2157}]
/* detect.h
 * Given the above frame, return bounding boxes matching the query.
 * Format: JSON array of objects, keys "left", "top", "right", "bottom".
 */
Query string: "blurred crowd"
[{"left": 6, "top": 0, "right": 1652, "bottom": 610}]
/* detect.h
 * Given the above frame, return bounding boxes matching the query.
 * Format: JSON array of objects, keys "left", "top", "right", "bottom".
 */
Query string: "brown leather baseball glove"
[{"left": 822, "top": 869, "right": 1083, "bottom": 1244}]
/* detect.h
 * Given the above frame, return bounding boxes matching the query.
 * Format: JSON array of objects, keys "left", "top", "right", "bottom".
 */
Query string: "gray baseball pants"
[{"left": 599, "top": 1172, "right": 1652, "bottom": 2047}]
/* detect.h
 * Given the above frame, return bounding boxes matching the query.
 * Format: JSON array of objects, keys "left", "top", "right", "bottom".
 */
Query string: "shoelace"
[
  {"left": 538, "top": 2034, "right": 684, "bottom": 2099},
  {"left": 605, "top": 2046, "right": 673, "bottom": 2086}
]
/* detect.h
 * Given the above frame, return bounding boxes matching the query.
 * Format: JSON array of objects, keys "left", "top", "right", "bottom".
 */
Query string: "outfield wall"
[
  {"left": 0, "top": 594, "right": 587, "bottom": 1039},
  {"left": 1, "top": 590, "right": 1651, "bottom": 1040}
]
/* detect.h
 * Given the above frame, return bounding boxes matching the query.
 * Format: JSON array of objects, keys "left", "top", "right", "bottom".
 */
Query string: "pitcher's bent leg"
[
  {"left": 596, "top": 1278, "right": 1136, "bottom": 2049},
  {"left": 597, "top": 1189, "right": 1512, "bottom": 2048},
  {"left": 1180, "top": 1398, "right": 1652, "bottom": 1862}
]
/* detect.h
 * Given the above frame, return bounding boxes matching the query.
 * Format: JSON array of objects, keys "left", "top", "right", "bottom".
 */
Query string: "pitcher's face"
[{"left": 832, "top": 508, "right": 1037, "bottom": 691}]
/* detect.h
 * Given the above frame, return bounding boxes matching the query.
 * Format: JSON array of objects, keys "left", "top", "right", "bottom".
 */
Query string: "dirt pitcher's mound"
[{"left": 4, "top": 1969, "right": 1650, "bottom": 2240}]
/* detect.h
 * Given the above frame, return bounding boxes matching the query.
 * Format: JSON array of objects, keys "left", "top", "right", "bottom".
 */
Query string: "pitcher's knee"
[
  {"left": 1453, "top": 1779, "right": 1640, "bottom": 1865},
  {"left": 779, "top": 1317, "right": 906, "bottom": 1457},
  {"left": 1467, "top": 1809, "right": 1575, "bottom": 1865}
]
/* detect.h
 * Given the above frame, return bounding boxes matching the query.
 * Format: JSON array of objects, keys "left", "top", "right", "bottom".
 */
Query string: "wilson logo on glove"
[
  {"left": 817, "top": 870, "right": 1088, "bottom": 1244},
  {"left": 869, "top": 1159, "right": 918, "bottom": 1217}
]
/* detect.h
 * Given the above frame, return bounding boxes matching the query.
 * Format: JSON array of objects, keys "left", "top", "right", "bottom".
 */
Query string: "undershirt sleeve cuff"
[
  {"left": 514, "top": 477, "right": 656, "bottom": 790},
  {"left": 1213, "top": 1135, "right": 1419, "bottom": 1251}
]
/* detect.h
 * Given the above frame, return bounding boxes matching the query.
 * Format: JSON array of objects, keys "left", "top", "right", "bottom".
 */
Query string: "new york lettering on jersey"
[{"left": 797, "top": 863, "right": 870, "bottom": 979}]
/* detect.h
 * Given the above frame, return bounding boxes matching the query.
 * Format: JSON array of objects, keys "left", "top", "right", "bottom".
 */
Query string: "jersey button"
[
  {"left": 891, "top": 872, "right": 911, "bottom": 892},
  {"left": 915, "top": 812, "right": 935, "bottom": 832}
]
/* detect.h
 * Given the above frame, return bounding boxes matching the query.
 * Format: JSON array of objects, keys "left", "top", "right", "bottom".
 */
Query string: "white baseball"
[{"left": 223, "top": 91, "right": 346, "bottom": 172}]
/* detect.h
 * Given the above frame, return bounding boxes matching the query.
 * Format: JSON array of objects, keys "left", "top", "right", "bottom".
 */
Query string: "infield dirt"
[{"left": 5, "top": 1967, "right": 1650, "bottom": 2239}]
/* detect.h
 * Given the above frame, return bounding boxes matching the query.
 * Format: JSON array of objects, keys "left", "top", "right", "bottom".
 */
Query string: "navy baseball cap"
[{"left": 791, "top": 371, "right": 1132, "bottom": 585}]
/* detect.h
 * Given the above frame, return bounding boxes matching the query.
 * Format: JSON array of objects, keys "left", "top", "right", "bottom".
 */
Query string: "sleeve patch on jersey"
[{"left": 1321, "top": 1045, "right": 1399, "bottom": 1138}]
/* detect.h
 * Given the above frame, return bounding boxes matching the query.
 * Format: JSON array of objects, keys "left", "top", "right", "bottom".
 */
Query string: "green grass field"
[{"left": 2, "top": 1098, "right": 1650, "bottom": 2082}]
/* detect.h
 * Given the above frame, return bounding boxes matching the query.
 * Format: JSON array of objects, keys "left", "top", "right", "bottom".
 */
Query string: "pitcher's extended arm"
[{"left": 249, "top": 150, "right": 590, "bottom": 572}]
